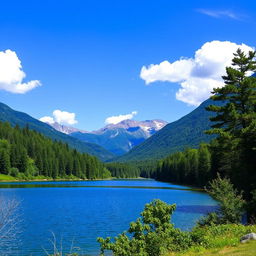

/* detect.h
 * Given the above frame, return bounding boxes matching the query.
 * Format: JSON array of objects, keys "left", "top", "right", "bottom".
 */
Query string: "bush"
[
  {"left": 247, "top": 189, "right": 256, "bottom": 223},
  {"left": 8, "top": 167, "right": 19, "bottom": 177},
  {"left": 97, "top": 199, "right": 192, "bottom": 256},
  {"left": 198, "top": 174, "right": 245, "bottom": 226}
]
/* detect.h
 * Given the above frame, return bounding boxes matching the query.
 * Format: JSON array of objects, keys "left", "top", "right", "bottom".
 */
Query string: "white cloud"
[
  {"left": 0, "top": 49, "right": 41, "bottom": 93},
  {"left": 141, "top": 59, "right": 194, "bottom": 84},
  {"left": 53, "top": 110, "right": 78, "bottom": 125},
  {"left": 40, "top": 110, "right": 78, "bottom": 126},
  {"left": 140, "top": 40, "right": 254, "bottom": 106},
  {"left": 39, "top": 116, "right": 55, "bottom": 124},
  {"left": 197, "top": 9, "right": 240, "bottom": 20},
  {"left": 105, "top": 111, "right": 138, "bottom": 125}
]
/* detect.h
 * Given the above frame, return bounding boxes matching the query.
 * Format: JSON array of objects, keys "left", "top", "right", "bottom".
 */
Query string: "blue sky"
[{"left": 0, "top": 0, "right": 255, "bottom": 130}]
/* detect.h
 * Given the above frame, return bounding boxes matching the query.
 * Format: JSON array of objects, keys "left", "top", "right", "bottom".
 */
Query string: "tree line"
[
  {"left": 105, "top": 162, "right": 140, "bottom": 178},
  {"left": 155, "top": 144, "right": 211, "bottom": 187},
  {"left": 0, "top": 122, "right": 111, "bottom": 179}
]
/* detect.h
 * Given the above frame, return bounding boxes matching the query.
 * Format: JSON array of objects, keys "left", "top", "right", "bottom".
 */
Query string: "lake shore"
[{"left": 0, "top": 173, "right": 149, "bottom": 183}]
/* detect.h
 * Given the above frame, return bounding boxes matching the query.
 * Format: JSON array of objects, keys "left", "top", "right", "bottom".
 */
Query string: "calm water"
[{"left": 0, "top": 179, "right": 217, "bottom": 256}]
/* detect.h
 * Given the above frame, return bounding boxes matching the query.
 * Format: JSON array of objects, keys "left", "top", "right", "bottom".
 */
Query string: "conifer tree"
[{"left": 206, "top": 49, "right": 256, "bottom": 196}]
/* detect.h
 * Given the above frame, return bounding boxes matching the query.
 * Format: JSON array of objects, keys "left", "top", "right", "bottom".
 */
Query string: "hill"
[
  {"left": 114, "top": 99, "right": 217, "bottom": 162},
  {"left": 0, "top": 102, "right": 114, "bottom": 161}
]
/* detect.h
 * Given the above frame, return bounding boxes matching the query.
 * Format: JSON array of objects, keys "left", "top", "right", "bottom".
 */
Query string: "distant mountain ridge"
[
  {"left": 113, "top": 99, "right": 218, "bottom": 162},
  {"left": 46, "top": 119, "right": 167, "bottom": 156},
  {"left": 50, "top": 122, "right": 87, "bottom": 134},
  {"left": 0, "top": 102, "right": 114, "bottom": 161}
]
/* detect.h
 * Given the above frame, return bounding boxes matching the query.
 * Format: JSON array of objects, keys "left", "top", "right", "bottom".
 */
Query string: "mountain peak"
[
  {"left": 50, "top": 122, "right": 87, "bottom": 135},
  {"left": 99, "top": 119, "right": 168, "bottom": 135}
]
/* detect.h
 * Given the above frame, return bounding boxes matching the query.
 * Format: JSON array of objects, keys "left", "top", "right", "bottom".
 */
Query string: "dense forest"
[
  {"left": 154, "top": 49, "right": 256, "bottom": 220},
  {"left": 105, "top": 162, "right": 140, "bottom": 178},
  {"left": 155, "top": 144, "right": 211, "bottom": 187},
  {"left": 0, "top": 122, "right": 111, "bottom": 180}
]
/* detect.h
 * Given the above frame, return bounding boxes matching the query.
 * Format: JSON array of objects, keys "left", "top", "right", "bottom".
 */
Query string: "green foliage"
[
  {"left": 0, "top": 121, "right": 112, "bottom": 180},
  {"left": 189, "top": 224, "right": 256, "bottom": 252},
  {"left": 155, "top": 144, "right": 212, "bottom": 187},
  {"left": 97, "top": 199, "right": 255, "bottom": 256},
  {"left": 206, "top": 49, "right": 256, "bottom": 197},
  {"left": 247, "top": 189, "right": 256, "bottom": 223},
  {"left": 8, "top": 167, "right": 19, "bottom": 177},
  {"left": 198, "top": 175, "right": 245, "bottom": 226},
  {"left": 0, "top": 139, "right": 11, "bottom": 174},
  {"left": 98, "top": 199, "right": 192, "bottom": 256},
  {"left": 105, "top": 162, "right": 140, "bottom": 178}
]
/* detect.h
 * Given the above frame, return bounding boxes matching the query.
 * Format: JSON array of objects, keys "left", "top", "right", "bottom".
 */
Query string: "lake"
[{"left": 0, "top": 179, "right": 217, "bottom": 255}]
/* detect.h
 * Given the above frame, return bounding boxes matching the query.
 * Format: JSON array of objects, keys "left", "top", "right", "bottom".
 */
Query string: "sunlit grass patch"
[{"left": 0, "top": 174, "right": 16, "bottom": 181}]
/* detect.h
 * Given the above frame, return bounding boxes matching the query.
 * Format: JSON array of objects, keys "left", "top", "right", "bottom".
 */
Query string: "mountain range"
[
  {"left": 46, "top": 119, "right": 167, "bottom": 156},
  {"left": 71, "top": 119, "right": 167, "bottom": 155},
  {"left": 0, "top": 102, "right": 114, "bottom": 161}
]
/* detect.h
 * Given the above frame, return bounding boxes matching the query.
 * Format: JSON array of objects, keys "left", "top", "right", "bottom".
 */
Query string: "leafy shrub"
[
  {"left": 8, "top": 167, "right": 19, "bottom": 177},
  {"left": 198, "top": 174, "right": 245, "bottom": 226},
  {"left": 98, "top": 199, "right": 192, "bottom": 256}
]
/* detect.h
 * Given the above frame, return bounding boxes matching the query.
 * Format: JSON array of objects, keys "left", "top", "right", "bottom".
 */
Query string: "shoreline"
[{"left": 0, "top": 176, "right": 150, "bottom": 183}]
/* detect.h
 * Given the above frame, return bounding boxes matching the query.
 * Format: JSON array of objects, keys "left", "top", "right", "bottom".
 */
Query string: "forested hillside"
[
  {"left": 0, "top": 121, "right": 111, "bottom": 179},
  {"left": 114, "top": 99, "right": 219, "bottom": 162},
  {"left": 0, "top": 102, "right": 114, "bottom": 161}
]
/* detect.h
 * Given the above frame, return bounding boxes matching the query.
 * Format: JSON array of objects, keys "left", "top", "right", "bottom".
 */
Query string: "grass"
[
  {"left": 168, "top": 241, "right": 256, "bottom": 256},
  {"left": 0, "top": 174, "right": 16, "bottom": 181},
  {"left": 167, "top": 224, "right": 256, "bottom": 256}
]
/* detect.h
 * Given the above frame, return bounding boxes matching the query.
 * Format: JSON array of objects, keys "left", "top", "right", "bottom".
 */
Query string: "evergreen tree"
[
  {"left": 206, "top": 49, "right": 256, "bottom": 197},
  {"left": 0, "top": 139, "right": 11, "bottom": 174},
  {"left": 198, "top": 144, "right": 211, "bottom": 186}
]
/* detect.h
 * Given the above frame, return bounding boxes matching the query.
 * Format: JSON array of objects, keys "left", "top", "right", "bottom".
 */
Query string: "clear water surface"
[{"left": 0, "top": 179, "right": 217, "bottom": 255}]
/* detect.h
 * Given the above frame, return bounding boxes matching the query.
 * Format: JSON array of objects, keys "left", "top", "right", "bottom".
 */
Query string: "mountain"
[
  {"left": 113, "top": 99, "right": 217, "bottom": 162},
  {"left": 46, "top": 119, "right": 167, "bottom": 156},
  {"left": 50, "top": 122, "right": 87, "bottom": 134},
  {"left": 67, "top": 119, "right": 167, "bottom": 156},
  {"left": 0, "top": 102, "right": 115, "bottom": 161}
]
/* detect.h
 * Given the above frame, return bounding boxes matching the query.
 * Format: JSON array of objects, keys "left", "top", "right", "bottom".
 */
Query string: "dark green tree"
[
  {"left": 206, "top": 49, "right": 256, "bottom": 196},
  {"left": 198, "top": 144, "right": 211, "bottom": 186},
  {"left": 0, "top": 139, "right": 11, "bottom": 174},
  {"left": 198, "top": 174, "right": 245, "bottom": 226}
]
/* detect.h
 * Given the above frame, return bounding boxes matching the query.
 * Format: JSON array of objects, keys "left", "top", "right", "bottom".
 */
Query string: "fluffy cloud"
[
  {"left": 39, "top": 116, "right": 55, "bottom": 124},
  {"left": 105, "top": 111, "right": 138, "bottom": 125},
  {"left": 140, "top": 40, "right": 254, "bottom": 106},
  {"left": 53, "top": 110, "right": 78, "bottom": 125},
  {"left": 0, "top": 50, "right": 41, "bottom": 93},
  {"left": 40, "top": 110, "right": 78, "bottom": 126}
]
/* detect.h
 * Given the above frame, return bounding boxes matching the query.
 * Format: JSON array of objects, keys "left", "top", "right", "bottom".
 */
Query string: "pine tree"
[
  {"left": 198, "top": 144, "right": 211, "bottom": 186},
  {"left": 206, "top": 49, "right": 256, "bottom": 197},
  {"left": 0, "top": 140, "right": 11, "bottom": 174}
]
